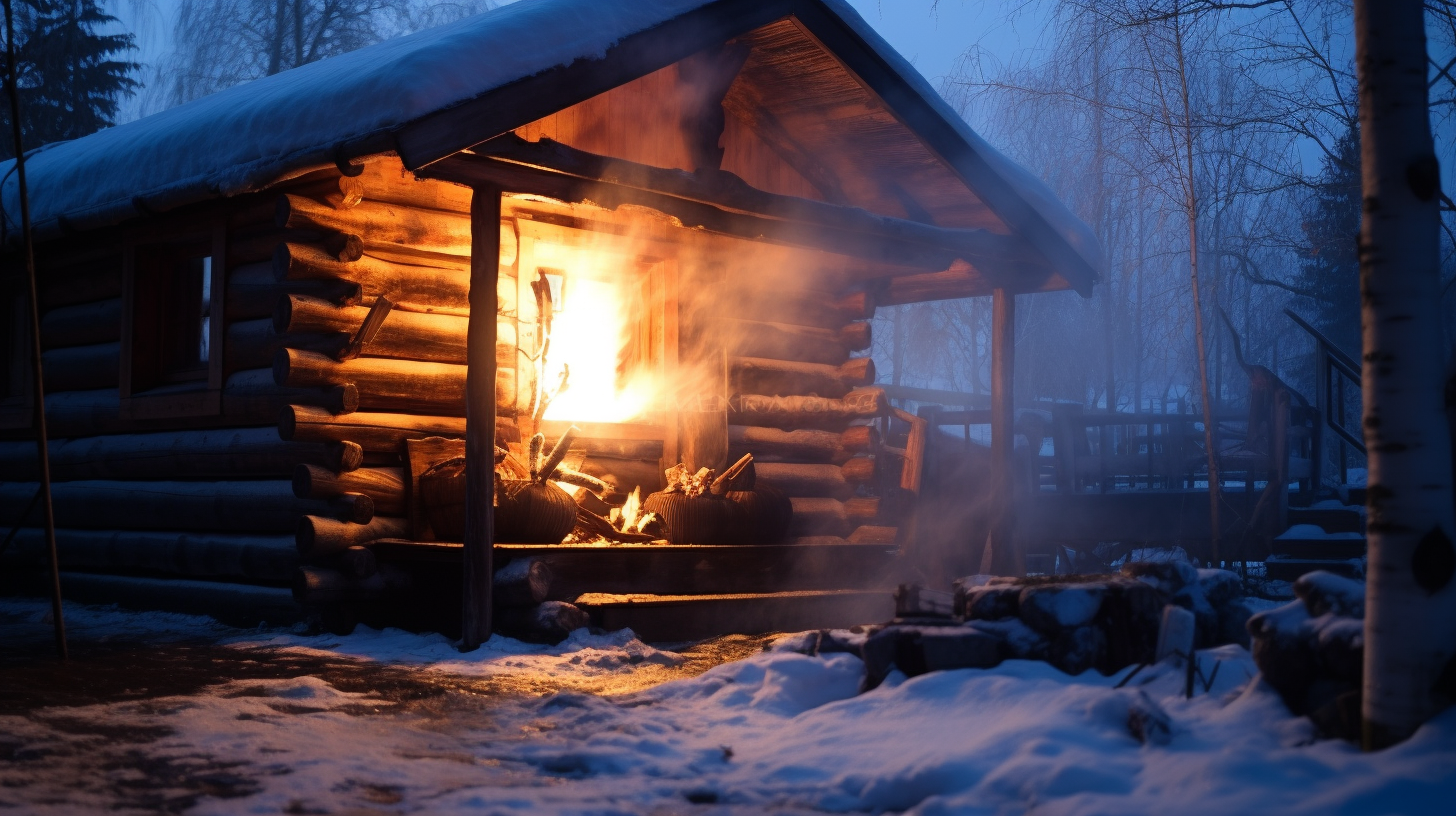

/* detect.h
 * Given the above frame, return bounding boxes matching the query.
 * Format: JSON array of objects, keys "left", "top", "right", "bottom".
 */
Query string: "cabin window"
[{"left": 121, "top": 230, "right": 225, "bottom": 418}]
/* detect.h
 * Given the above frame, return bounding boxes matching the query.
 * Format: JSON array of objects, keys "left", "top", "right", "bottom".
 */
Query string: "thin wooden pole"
[
  {"left": 4, "top": 0, "right": 64, "bottom": 659},
  {"left": 983, "top": 288, "right": 1022, "bottom": 575},
  {"left": 461, "top": 185, "right": 502, "bottom": 650}
]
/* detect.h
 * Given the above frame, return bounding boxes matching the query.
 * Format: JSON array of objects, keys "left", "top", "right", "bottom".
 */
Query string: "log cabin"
[{"left": 0, "top": 0, "right": 1100, "bottom": 642}]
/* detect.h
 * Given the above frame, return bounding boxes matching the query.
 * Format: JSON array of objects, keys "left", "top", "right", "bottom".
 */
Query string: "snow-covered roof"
[{"left": 0, "top": 0, "right": 1101, "bottom": 287}]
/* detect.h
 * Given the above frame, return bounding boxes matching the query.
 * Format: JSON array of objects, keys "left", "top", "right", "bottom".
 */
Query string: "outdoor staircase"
[{"left": 1265, "top": 503, "right": 1367, "bottom": 581}]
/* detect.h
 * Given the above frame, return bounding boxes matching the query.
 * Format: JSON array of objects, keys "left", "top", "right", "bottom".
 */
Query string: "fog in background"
[{"left": 95, "top": 0, "right": 1456, "bottom": 435}]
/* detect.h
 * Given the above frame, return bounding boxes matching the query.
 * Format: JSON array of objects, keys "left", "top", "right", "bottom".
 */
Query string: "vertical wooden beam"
[
  {"left": 461, "top": 185, "right": 502, "bottom": 650},
  {"left": 984, "top": 288, "right": 1023, "bottom": 575}
]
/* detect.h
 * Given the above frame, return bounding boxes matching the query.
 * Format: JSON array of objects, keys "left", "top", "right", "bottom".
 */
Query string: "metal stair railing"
[{"left": 1285, "top": 309, "right": 1366, "bottom": 488}]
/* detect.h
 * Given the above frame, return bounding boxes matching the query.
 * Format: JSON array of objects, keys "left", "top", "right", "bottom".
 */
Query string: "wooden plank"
[
  {"left": 574, "top": 589, "right": 895, "bottom": 641},
  {"left": 462, "top": 185, "right": 502, "bottom": 649}
]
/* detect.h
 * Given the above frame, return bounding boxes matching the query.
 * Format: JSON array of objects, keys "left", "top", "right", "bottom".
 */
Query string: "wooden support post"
[
  {"left": 984, "top": 289, "right": 1023, "bottom": 576},
  {"left": 461, "top": 185, "right": 502, "bottom": 650}
]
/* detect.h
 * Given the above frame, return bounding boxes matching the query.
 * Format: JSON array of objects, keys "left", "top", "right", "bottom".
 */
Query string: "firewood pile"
[{"left": 783, "top": 560, "right": 1261, "bottom": 691}]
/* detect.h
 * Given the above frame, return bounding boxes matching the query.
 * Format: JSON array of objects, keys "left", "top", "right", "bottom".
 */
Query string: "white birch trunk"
[{"left": 1355, "top": 0, "right": 1456, "bottom": 749}]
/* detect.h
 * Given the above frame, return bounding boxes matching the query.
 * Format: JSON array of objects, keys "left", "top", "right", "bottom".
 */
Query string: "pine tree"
[
  {"left": 0, "top": 0, "right": 137, "bottom": 160},
  {"left": 1295, "top": 123, "right": 1362, "bottom": 357}
]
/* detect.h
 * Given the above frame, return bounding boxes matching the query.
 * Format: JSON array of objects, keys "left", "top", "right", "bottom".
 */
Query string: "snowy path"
[{"left": 1, "top": 599, "right": 1452, "bottom": 815}]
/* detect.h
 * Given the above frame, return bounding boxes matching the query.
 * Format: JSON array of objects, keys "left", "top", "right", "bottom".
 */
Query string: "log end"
[{"left": 278, "top": 404, "right": 299, "bottom": 441}]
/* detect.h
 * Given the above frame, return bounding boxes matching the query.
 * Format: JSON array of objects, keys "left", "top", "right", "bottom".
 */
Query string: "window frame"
[{"left": 119, "top": 220, "right": 227, "bottom": 420}]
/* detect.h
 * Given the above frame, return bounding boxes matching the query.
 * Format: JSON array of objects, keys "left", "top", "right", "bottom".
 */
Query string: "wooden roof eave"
[{"left": 417, "top": 134, "right": 1062, "bottom": 295}]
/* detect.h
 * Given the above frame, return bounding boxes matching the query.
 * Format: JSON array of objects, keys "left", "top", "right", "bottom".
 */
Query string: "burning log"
[
  {"left": 274, "top": 349, "right": 467, "bottom": 415},
  {"left": 273, "top": 243, "right": 478, "bottom": 316},
  {"left": 222, "top": 369, "right": 358, "bottom": 417},
  {"left": 274, "top": 295, "right": 481, "bottom": 364},
  {"left": 754, "top": 463, "right": 853, "bottom": 499},
  {"left": 295, "top": 515, "right": 408, "bottom": 557},
  {"left": 277, "top": 195, "right": 473, "bottom": 256},
  {"left": 729, "top": 388, "right": 890, "bottom": 429},
  {"left": 729, "top": 356, "right": 874, "bottom": 398},
  {"left": 495, "top": 601, "right": 590, "bottom": 645},
  {"left": 494, "top": 558, "right": 553, "bottom": 607},
  {"left": 292, "top": 465, "right": 405, "bottom": 515}
]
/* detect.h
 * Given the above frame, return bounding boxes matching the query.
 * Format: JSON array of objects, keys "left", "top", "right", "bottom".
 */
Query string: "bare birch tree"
[{"left": 1353, "top": 0, "right": 1456, "bottom": 749}]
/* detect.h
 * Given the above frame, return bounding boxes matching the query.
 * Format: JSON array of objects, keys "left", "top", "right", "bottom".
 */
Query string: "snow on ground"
[{"left": 2, "top": 597, "right": 1454, "bottom": 815}]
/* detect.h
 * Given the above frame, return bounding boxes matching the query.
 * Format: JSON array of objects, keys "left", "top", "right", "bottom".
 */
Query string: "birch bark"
[{"left": 1354, "top": 0, "right": 1456, "bottom": 749}]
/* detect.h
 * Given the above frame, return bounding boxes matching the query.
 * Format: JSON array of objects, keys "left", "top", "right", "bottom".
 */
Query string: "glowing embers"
[{"left": 522, "top": 236, "right": 662, "bottom": 425}]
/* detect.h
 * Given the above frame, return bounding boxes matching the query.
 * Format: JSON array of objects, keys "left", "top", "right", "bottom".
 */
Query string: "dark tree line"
[{"left": 0, "top": 0, "right": 137, "bottom": 161}]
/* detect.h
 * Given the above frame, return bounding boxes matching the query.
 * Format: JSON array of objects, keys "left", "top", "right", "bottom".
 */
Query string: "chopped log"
[
  {"left": 326, "top": 441, "right": 364, "bottom": 472},
  {"left": 841, "top": 456, "right": 876, "bottom": 485},
  {"left": 0, "top": 528, "right": 297, "bottom": 582},
  {"left": 0, "top": 426, "right": 344, "bottom": 481},
  {"left": 755, "top": 463, "right": 853, "bottom": 499},
  {"left": 787, "top": 497, "right": 850, "bottom": 537},
  {"left": 293, "top": 564, "right": 411, "bottom": 605},
  {"left": 841, "top": 424, "right": 880, "bottom": 453},
  {"left": 295, "top": 515, "right": 409, "bottom": 557},
  {"left": 845, "top": 497, "right": 881, "bottom": 522},
  {"left": 275, "top": 295, "right": 480, "bottom": 364},
  {"left": 494, "top": 558, "right": 553, "bottom": 607},
  {"left": 273, "top": 243, "right": 477, "bottom": 316},
  {"left": 277, "top": 195, "right": 472, "bottom": 257},
  {"left": 0, "top": 480, "right": 333, "bottom": 533},
  {"left": 725, "top": 318, "right": 850, "bottom": 365},
  {"left": 41, "top": 341, "right": 118, "bottom": 392},
  {"left": 494, "top": 601, "right": 589, "bottom": 645},
  {"left": 226, "top": 317, "right": 348, "bottom": 371},
  {"left": 330, "top": 492, "right": 375, "bottom": 524},
  {"left": 728, "top": 425, "right": 851, "bottom": 464},
  {"left": 222, "top": 368, "right": 358, "bottom": 417},
  {"left": 729, "top": 356, "right": 875, "bottom": 398},
  {"left": 729, "top": 388, "right": 889, "bottom": 429},
  {"left": 40, "top": 297, "right": 120, "bottom": 349},
  {"left": 840, "top": 321, "right": 872, "bottom": 352},
  {"left": 274, "top": 349, "right": 468, "bottom": 415},
  {"left": 292, "top": 464, "right": 405, "bottom": 515},
  {"left": 227, "top": 262, "right": 361, "bottom": 321}
]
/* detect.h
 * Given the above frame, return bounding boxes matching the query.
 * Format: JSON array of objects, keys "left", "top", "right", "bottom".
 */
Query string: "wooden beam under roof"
[{"left": 419, "top": 135, "right": 1062, "bottom": 294}]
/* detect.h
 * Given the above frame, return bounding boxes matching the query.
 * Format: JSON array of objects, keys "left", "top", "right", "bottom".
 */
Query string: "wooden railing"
[{"left": 1285, "top": 309, "right": 1365, "bottom": 488}]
